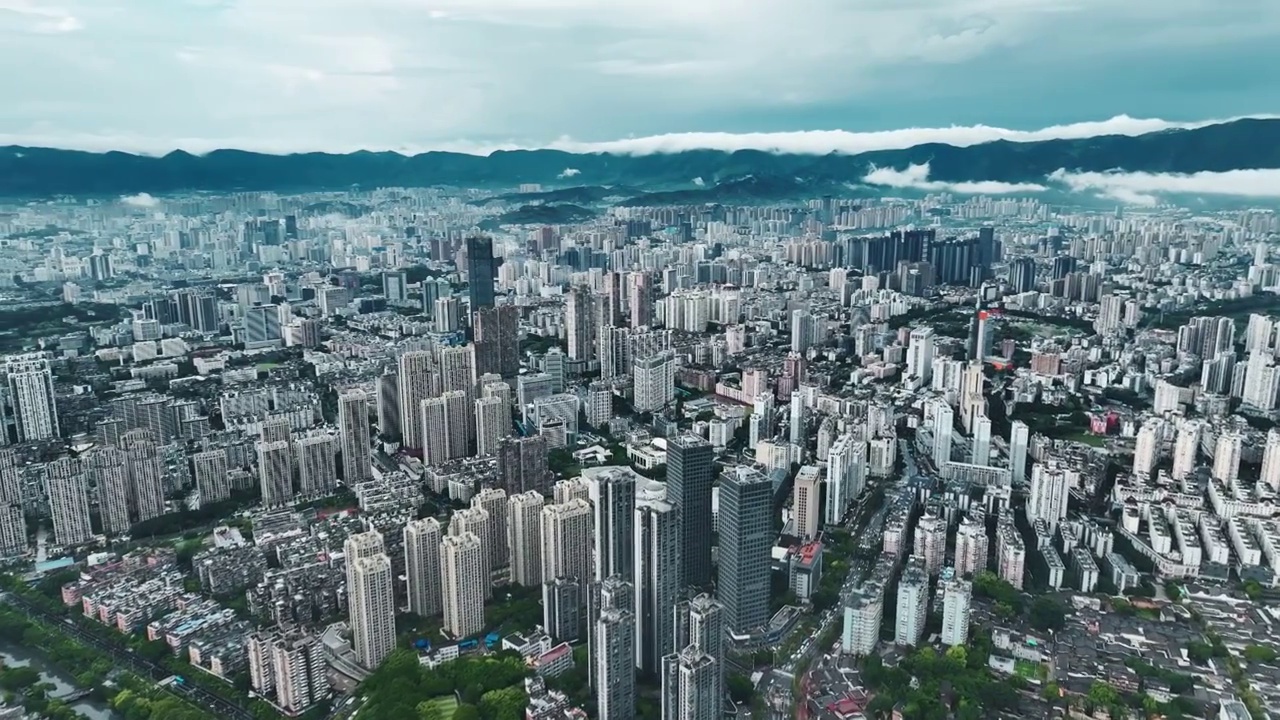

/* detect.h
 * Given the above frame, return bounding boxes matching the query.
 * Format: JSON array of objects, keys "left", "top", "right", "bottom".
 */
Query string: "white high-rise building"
[
  {"left": 404, "top": 518, "right": 443, "bottom": 617},
  {"left": 940, "top": 578, "right": 972, "bottom": 647},
  {"left": 421, "top": 390, "right": 470, "bottom": 466},
  {"left": 1171, "top": 419, "right": 1201, "bottom": 481},
  {"left": 954, "top": 514, "right": 989, "bottom": 577},
  {"left": 475, "top": 396, "right": 508, "bottom": 457},
  {"left": 971, "top": 413, "right": 991, "bottom": 467},
  {"left": 542, "top": 499, "right": 593, "bottom": 586},
  {"left": 825, "top": 434, "right": 865, "bottom": 525},
  {"left": 913, "top": 512, "right": 947, "bottom": 576},
  {"left": 257, "top": 440, "right": 294, "bottom": 508},
  {"left": 1213, "top": 431, "right": 1244, "bottom": 485},
  {"left": 662, "top": 647, "right": 718, "bottom": 720},
  {"left": 792, "top": 466, "right": 821, "bottom": 541},
  {"left": 295, "top": 434, "right": 336, "bottom": 498},
  {"left": 338, "top": 389, "right": 372, "bottom": 483},
  {"left": 894, "top": 558, "right": 928, "bottom": 647},
  {"left": 191, "top": 448, "right": 230, "bottom": 506},
  {"left": 450, "top": 506, "right": 492, "bottom": 598},
  {"left": 1028, "top": 462, "right": 1069, "bottom": 530},
  {"left": 1132, "top": 419, "right": 1162, "bottom": 477},
  {"left": 46, "top": 457, "right": 92, "bottom": 547},
  {"left": 441, "top": 532, "right": 486, "bottom": 639},
  {"left": 1261, "top": 429, "right": 1280, "bottom": 493},
  {"left": 1008, "top": 420, "right": 1029, "bottom": 486},
  {"left": 553, "top": 477, "right": 590, "bottom": 505},
  {"left": 596, "top": 608, "right": 637, "bottom": 720},
  {"left": 635, "top": 490, "right": 681, "bottom": 676},
  {"left": 0, "top": 451, "right": 25, "bottom": 556},
  {"left": 507, "top": 491, "right": 544, "bottom": 587},
  {"left": 397, "top": 350, "right": 435, "bottom": 452},
  {"left": 5, "top": 354, "right": 60, "bottom": 442},
  {"left": 268, "top": 631, "right": 328, "bottom": 715},
  {"left": 931, "top": 401, "right": 954, "bottom": 470},
  {"left": 841, "top": 589, "right": 882, "bottom": 656},
  {"left": 590, "top": 469, "right": 636, "bottom": 583},
  {"left": 91, "top": 448, "right": 129, "bottom": 537},
  {"left": 633, "top": 352, "right": 675, "bottom": 413},
  {"left": 345, "top": 532, "right": 395, "bottom": 669},
  {"left": 904, "top": 327, "right": 936, "bottom": 389},
  {"left": 122, "top": 430, "right": 165, "bottom": 523},
  {"left": 471, "top": 488, "right": 509, "bottom": 571},
  {"left": 790, "top": 309, "right": 814, "bottom": 354}
]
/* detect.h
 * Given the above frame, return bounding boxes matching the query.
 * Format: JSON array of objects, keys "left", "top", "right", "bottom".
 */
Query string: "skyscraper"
[
  {"left": 542, "top": 499, "right": 593, "bottom": 587},
  {"left": 421, "top": 391, "right": 469, "bottom": 466},
  {"left": 662, "top": 648, "right": 718, "bottom": 720},
  {"left": 895, "top": 558, "right": 928, "bottom": 647},
  {"left": 0, "top": 450, "right": 23, "bottom": 556},
  {"left": 473, "top": 304, "right": 520, "bottom": 377},
  {"left": 940, "top": 578, "right": 972, "bottom": 647},
  {"left": 1028, "top": 462, "right": 1069, "bottom": 530},
  {"left": 397, "top": 350, "right": 435, "bottom": 453},
  {"left": 345, "top": 532, "right": 395, "bottom": 669},
  {"left": 596, "top": 607, "right": 637, "bottom": 720},
  {"left": 471, "top": 488, "right": 509, "bottom": 572},
  {"left": 1008, "top": 420, "right": 1029, "bottom": 486},
  {"left": 91, "top": 447, "right": 130, "bottom": 536},
  {"left": 258, "top": 440, "right": 294, "bottom": 508},
  {"left": 634, "top": 489, "right": 680, "bottom": 677},
  {"left": 441, "top": 532, "right": 486, "bottom": 639},
  {"left": 497, "top": 435, "right": 549, "bottom": 495},
  {"left": 667, "top": 434, "right": 714, "bottom": 588},
  {"left": 565, "top": 287, "right": 596, "bottom": 363},
  {"left": 122, "top": 430, "right": 165, "bottom": 523},
  {"left": 338, "top": 389, "right": 372, "bottom": 483},
  {"left": 450, "top": 506, "right": 492, "bottom": 599},
  {"left": 971, "top": 414, "right": 991, "bottom": 467},
  {"left": 589, "top": 469, "right": 636, "bottom": 583},
  {"left": 466, "top": 235, "right": 498, "bottom": 313},
  {"left": 191, "top": 448, "right": 230, "bottom": 506},
  {"left": 792, "top": 465, "right": 821, "bottom": 541},
  {"left": 474, "top": 396, "right": 508, "bottom": 457},
  {"left": 5, "top": 354, "right": 60, "bottom": 442},
  {"left": 404, "top": 518, "right": 443, "bottom": 618},
  {"left": 46, "top": 457, "right": 92, "bottom": 547},
  {"left": 717, "top": 467, "right": 772, "bottom": 633},
  {"left": 1262, "top": 429, "right": 1280, "bottom": 493},
  {"left": 507, "top": 491, "right": 545, "bottom": 587},
  {"left": 295, "top": 434, "right": 336, "bottom": 498}
]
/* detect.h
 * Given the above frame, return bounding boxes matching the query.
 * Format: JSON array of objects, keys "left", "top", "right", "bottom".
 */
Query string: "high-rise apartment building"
[
  {"left": 1008, "top": 420, "right": 1029, "bottom": 486},
  {"left": 0, "top": 451, "right": 23, "bottom": 556},
  {"left": 191, "top": 448, "right": 230, "bottom": 506},
  {"left": 590, "top": 469, "right": 636, "bottom": 583},
  {"left": 507, "top": 491, "right": 544, "bottom": 587},
  {"left": 122, "top": 430, "right": 166, "bottom": 523},
  {"left": 441, "top": 532, "right": 486, "bottom": 639},
  {"left": 397, "top": 350, "right": 435, "bottom": 453},
  {"left": 475, "top": 396, "right": 507, "bottom": 457},
  {"left": 913, "top": 511, "right": 947, "bottom": 576},
  {"left": 1262, "top": 429, "right": 1280, "bottom": 493},
  {"left": 473, "top": 304, "right": 519, "bottom": 377},
  {"left": 497, "top": 435, "right": 549, "bottom": 495},
  {"left": 345, "top": 532, "right": 395, "bottom": 669},
  {"left": 954, "top": 513, "right": 989, "bottom": 578},
  {"left": 404, "top": 518, "right": 443, "bottom": 618},
  {"left": 46, "top": 457, "right": 92, "bottom": 547},
  {"left": 1028, "top": 462, "right": 1069, "bottom": 530},
  {"left": 717, "top": 467, "right": 772, "bottom": 633},
  {"left": 595, "top": 608, "right": 637, "bottom": 720},
  {"left": 542, "top": 499, "right": 593, "bottom": 586},
  {"left": 792, "top": 465, "right": 821, "bottom": 541},
  {"left": 668, "top": 434, "right": 714, "bottom": 587},
  {"left": 5, "top": 354, "right": 60, "bottom": 442},
  {"left": 421, "top": 391, "right": 470, "bottom": 466},
  {"left": 634, "top": 490, "right": 680, "bottom": 676},
  {"left": 92, "top": 447, "right": 131, "bottom": 536},
  {"left": 450, "top": 506, "right": 492, "bottom": 598},
  {"left": 633, "top": 352, "right": 675, "bottom": 413},
  {"left": 894, "top": 558, "right": 928, "bottom": 647},
  {"left": 257, "top": 440, "right": 293, "bottom": 508},
  {"left": 471, "top": 488, "right": 509, "bottom": 572},
  {"left": 565, "top": 287, "right": 596, "bottom": 363},
  {"left": 940, "top": 578, "right": 972, "bottom": 647},
  {"left": 338, "top": 389, "right": 372, "bottom": 483},
  {"left": 295, "top": 434, "right": 336, "bottom": 498}
]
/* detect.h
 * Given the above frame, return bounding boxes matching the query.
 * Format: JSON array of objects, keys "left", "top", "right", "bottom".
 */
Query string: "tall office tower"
[
  {"left": 792, "top": 465, "right": 821, "bottom": 541},
  {"left": 632, "top": 352, "right": 675, "bottom": 413},
  {"left": 787, "top": 390, "right": 804, "bottom": 445},
  {"left": 382, "top": 270, "right": 408, "bottom": 302},
  {"left": 474, "top": 396, "right": 507, "bottom": 457},
  {"left": 267, "top": 631, "right": 328, "bottom": 715},
  {"left": 295, "top": 435, "right": 336, "bottom": 498},
  {"left": 542, "top": 499, "right": 593, "bottom": 587},
  {"left": 5, "top": 354, "right": 60, "bottom": 442},
  {"left": 1007, "top": 257, "right": 1037, "bottom": 293},
  {"left": 397, "top": 350, "right": 435, "bottom": 453},
  {"left": 191, "top": 448, "right": 230, "bottom": 506},
  {"left": 89, "top": 448, "right": 130, "bottom": 536},
  {"left": 628, "top": 272, "right": 653, "bottom": 329},
  {"left": 1213, "top": 431, "right": 1244, "bottom": 484},
  {"left": 913, "top": 511, "right": 947, "bottom": 576},
  {"left": 634, "top": 492, "right": 681, "bottom": 677},
  {"left": 121, "top": 430, "right": 166, "bottom": 523},
  {"left": 471, "top": 488, "right": 509, "bottom": 571},
  {"left": 1132, "top": 419, "right": 1161, "bottom": 477},
  {"left": 507, "top": 491, "right": 545, "bottom": 587},
  {"left": 441, "top": 532, "right": 487, "bottom": 639},
  {"left": 940, "top": 578, "right": 972, "bottom": 647},
  {"left": 590, "top": 470, "right": 636, "bottom": 582},
  {"left": 717, "top": 467, "right": 772, "bottom": 633},
  {"left": 1008, "top": 420, "right": 1029, "bottom": 486},
  {"left": 0, "top": 451, "right": 23, "bottom": 555},
  {"left": 421, "top": 391, "right": 470, "bottom": 466},
  {"left": 542, "top": 577, "right": 581, "bottom": 643},
  {"left": 338, "top": 389, "right": 372, "bottom": 483},
  {"left": 1171, "top": 419, "right": 1201, "bottom": 481},
  {"left": 790, "top": 309, "right": 814, "bottom": 354},
  {"left": 595, "top": 608, "right": 637, "bottom": 720},
  {"left": 497, "top": 435, "right": 549, "bottom": 494},
  {"left": 954, "top": 513, "right": 989, "bottom": 577},
  {"left": 1028, "top": 462, "right": 1069, "bottom": 530},
  {"left": 376, "top": 370, "right": 401, "bottom": 441},
  {"left": 257, "top": 440, "right": 294, "bottom": 508},
  {"left": 971, "top": 414, "right": 992, "bottom": 466},
  {"left": 404, "top": 518, "right": 443, "bottom": 617},
  {"left": 1261, "top": 429, "right": 1280, "bottom": 493},
  {"left": 668, "top": 434, "right": 714, "bottom": 588},
  {"left": 465, "top": 235, "right": 498, "bottom": 313},
  {"left": 46, "top": 457, "right": 92, "bottom": 547},
  {"left": 565, "top": 287, "right": 597, "bottom": 363},
  {"left": 662, "top": 648, "right": 718, "bottom": 720},
  {"left": 904, "top": 327, "right": 936, "bottom": 389},
  {"left": 894, "top": 558, "right": 928, "bottom": 647},
  {"left": 473, "top": 305, "right": 520, "bottom": 378},
  {"left": 930, "top": 401, "right": 954, "bottom": 469},
  {"left": 450, "top": 506, "right": 492, "bottom": 598}
]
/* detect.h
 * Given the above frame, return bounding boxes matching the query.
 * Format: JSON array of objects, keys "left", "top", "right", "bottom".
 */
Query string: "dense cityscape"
[{"left": 0, "top": 187, "right": 1273, "bottom": 720}]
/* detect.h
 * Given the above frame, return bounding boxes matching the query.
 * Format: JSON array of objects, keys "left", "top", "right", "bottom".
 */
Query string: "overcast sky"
[{"left": 1, "top": 0, "right": 1278, "bottom": 154}]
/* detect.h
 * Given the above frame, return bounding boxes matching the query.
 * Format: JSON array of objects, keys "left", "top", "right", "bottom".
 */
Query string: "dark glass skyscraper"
[
  {"left": 466, "top": 235, "right": 498, "bottom": 313},
  {"left": 667, "top": 434, "right": 714, "bottom": 588},
  {"left": 716, "top": 466, "right": 772, "bottom": 634}
]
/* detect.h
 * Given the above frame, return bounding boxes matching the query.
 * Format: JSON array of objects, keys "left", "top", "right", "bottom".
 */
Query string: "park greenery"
[
  {"left": 863, "top": 639, "right": 1024, "bottom": 720},
  {"left": 358, "top": 648, "right": 530, "bottom": 720}
]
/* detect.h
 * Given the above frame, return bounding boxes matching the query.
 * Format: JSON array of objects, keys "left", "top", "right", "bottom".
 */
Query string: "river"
[{"left": 0, "top": 642, "right": 118, "bottom": 719}]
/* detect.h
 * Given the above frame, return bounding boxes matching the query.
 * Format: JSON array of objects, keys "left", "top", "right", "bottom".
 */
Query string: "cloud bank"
[
  {"left": 862, "top": 163, "right": 1048, "bottom": 194},
  {"left": 557, "top": 167, "right": 581, "bottom": 178},
  {"left": 120, "top": 192, "right": 159, "bottom": 208},
  {"left": 1048, "top": 168, "right": 1280, "bottom": 205}
]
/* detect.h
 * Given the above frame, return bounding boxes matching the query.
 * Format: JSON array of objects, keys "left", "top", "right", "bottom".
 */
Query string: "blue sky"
[{"left": 1, "top": 0, "right": 1278, "bottom": 154}]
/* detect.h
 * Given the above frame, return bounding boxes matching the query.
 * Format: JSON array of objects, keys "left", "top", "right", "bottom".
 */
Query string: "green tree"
[
  {"left": 1243, "top": 644, "right": 1277, "bottom": 663},
  {"left": 727, "top": 674, "right": 755, "bottom": 704},
  {"left": 1041, "top": 682, "right": 1060, "bottom": 705},
  {"left": 1029, "top": 596, "right": 1067, "bottom": 632},
  {"left": 1244, "top": 581, "right": 1264, "bottom": 601},
  {"left": 452, "top": 705, "right": 481, "bottom": 720},
  {"left": 1088, "top": 680, "right": 1121, "bottom": 709},
  {"left": 945, "top": 645, "right": 967, "bottom": 664}
]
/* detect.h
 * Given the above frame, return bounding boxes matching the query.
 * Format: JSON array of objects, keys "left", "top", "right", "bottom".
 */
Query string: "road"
[{"left": 0, "top": 591, "right": 255, "bottom": 720}]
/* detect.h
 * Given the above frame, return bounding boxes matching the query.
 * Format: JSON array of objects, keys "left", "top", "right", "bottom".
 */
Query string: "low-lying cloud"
[
  {"left": 1048, "top": 168, "right": 1280, "bottom": 205},
  {"left": 557, "top": 167, "right": 581, "bottom": 178},
  {"left": 862, "top": 163, "right": 1047, "bottom": 194},
  {"left": 120, "top": 192, "right": 159, "bottom": 208}
]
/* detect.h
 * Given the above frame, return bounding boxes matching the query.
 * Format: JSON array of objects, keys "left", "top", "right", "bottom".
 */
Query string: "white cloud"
[
  {"left": 557, "top": 167, "right": 580, "bottom": 178},
  {"left": 1048, "top": 168, "right": 1280, "bottom": 203},
  {"left": 862, "top": 162, "right": 1047, "bottom": 194},
  {"left": 0, "top": 0, "right": 82, "bottom": 33},
  {"left": 692, "top": 177, "right": 705, "bottom": 186},
  {"left": 120, "top": 192, "right": 159, "bottom": 208}
]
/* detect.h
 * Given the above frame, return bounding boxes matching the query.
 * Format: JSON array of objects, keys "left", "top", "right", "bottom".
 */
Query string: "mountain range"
[{"left": 1, "top": 118, "right": 1278, "bottom": 201}]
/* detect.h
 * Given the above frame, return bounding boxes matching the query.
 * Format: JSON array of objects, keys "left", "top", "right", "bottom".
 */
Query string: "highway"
[{"left": 0, "top": 591, "right": 255, "bottom": 720}]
